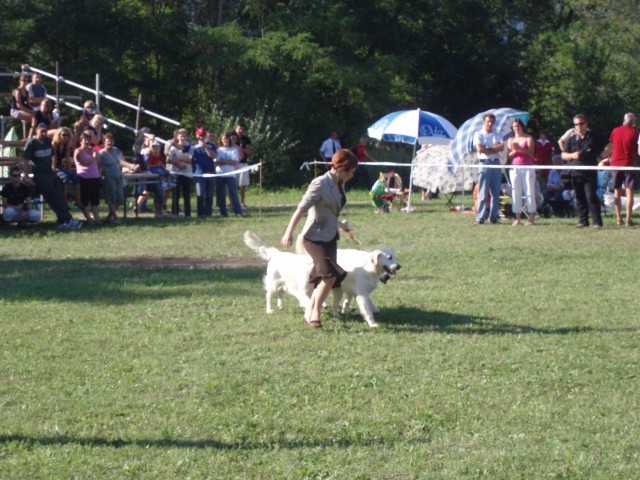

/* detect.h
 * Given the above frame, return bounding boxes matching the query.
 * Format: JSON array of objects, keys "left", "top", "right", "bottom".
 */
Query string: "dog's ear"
[{"left": 370, "top": 250, "right": 381, "bottom": 266}]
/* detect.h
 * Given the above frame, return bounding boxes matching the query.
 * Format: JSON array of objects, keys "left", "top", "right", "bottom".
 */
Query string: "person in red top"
[
  {"left": 534, "top": 131, "right": 554, "bottom": 183},
  {"left": 345, "top": 137, "right": 374, "bottom": 190},
  {"left": 602, "top": 112, "right": 639, "bottom": 226}
]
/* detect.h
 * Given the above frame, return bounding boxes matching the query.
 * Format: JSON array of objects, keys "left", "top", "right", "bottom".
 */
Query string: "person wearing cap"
[
  {"left": 22, "top": 123, "right": 82, "bottom": 230},
  {"left": 473, "top": 112, "right": 505, "bottom": 224},
  {"left": 281, "top": 149, "right": 358, "bottom": 328},
  {"left": 192, "top": 126, "right": 217, "bottom": 218}
]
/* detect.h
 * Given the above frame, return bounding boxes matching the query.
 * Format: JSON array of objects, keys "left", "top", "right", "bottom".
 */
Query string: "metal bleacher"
[{"left": 1, "top": 63, "right": 181, "bottom": 222}]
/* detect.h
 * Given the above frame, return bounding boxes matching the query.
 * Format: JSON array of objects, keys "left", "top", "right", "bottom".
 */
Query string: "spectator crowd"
[{"left": 3, "top": 73, "right": 254, "bottom": 229}]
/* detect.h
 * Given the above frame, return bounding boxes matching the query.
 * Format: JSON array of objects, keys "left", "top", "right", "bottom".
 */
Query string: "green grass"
[{"left": 1, "top": 187, "right": 639, "bottom": 479}]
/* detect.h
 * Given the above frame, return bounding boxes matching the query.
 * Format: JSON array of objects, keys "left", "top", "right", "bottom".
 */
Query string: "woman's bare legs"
[{"left": 306, "top": 277, "right": 336, "bottom": 327}]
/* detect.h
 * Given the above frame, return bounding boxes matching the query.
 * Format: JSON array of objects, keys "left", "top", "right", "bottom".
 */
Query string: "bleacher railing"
[{"left": 21, "top": 63, "right": 180, "bottom": 142}]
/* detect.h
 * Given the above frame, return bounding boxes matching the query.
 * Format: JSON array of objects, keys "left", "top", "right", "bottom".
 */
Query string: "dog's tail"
[{"left": 243, "top": 230, "right": 280, "bottom": 262}]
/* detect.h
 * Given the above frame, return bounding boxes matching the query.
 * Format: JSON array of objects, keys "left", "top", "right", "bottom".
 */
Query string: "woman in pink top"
[
  {"left": 74, "top": 132, "right": 102, "bottom": 222},
  {"left": 507, "top": 119, "right": 537, "bottom": 226}
]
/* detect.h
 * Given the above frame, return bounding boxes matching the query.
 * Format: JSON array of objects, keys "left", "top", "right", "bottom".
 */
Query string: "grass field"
[{"left": 1, "top": 187, "right": 639, "bottom": 479}]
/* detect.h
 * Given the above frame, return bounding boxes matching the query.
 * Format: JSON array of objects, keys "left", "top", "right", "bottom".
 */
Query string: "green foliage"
[
  {"left": 5, "top": 0, "right": 640, "bottom": 182},
  {"left": 199, "top": 102, "right": 300, "bottom": 187}
]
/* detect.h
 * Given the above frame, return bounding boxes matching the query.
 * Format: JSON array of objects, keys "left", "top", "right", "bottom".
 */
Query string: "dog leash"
[{"left": 340, "top": 219, "right": 362, "bottom": 245}]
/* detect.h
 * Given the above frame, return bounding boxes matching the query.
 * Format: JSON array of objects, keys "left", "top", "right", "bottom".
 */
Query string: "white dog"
[
  {"left": 330, "top": 247, "right": 401, "bottom": 327},
  {"left": 243, "top": 230, "right": 315, "bottom": 314},
  {"left": 244, "top": 230, "right": 401, "bottom": 327}
]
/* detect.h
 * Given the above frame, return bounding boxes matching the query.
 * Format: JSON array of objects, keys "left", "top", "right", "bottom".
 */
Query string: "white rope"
[
  {"left": 300, "top": 159, "right": 640, "bottom": 172},
  {"left": 454, "top": 163, "right": 640, "bottom": 171},
  {"left": 169, "top": 162, "right": 260, "bottom": 178}
]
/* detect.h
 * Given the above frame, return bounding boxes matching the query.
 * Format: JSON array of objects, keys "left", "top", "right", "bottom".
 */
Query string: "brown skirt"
[{"left": 303, "top": 235, "right": 346, "bottom": 288}]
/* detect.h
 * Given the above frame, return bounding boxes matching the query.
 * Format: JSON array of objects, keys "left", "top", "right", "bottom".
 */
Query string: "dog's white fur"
[
  {"left": 330, "top": 247, "right": 400, "bottom": 327},
  {"left": 243, "top": 230, "right": 315, "bottom": 313},
  {"left": 244, "top": 230, "right": 400, "bottom": 328}
]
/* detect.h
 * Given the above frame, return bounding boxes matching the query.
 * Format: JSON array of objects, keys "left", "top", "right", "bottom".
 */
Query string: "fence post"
[{"left": 95, "top": 73, "right": 100, "bottom": 112}]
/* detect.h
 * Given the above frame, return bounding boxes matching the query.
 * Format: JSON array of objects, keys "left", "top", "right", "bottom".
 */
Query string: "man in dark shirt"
[
  {"left": 22, "top": 123, "right": 82, "bottom": 230},
  {"left": 561, "top": 114, "right": 609, "bottom": 228},
  {"left": 2, "top": 166, "right": 41, "bottom": 224}
]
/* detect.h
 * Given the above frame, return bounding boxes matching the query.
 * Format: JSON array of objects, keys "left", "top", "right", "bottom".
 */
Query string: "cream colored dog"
[{"left": 243, "top": 230, "right": 400, "bottom": 327}]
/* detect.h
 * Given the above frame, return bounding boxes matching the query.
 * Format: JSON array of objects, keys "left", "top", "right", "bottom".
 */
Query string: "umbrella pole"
[
  {"left": 404, "top": 142, "right": 417, "bottom": 213},
  {"left": 460, "top": 166, "right": 465, "bottom": 210}
]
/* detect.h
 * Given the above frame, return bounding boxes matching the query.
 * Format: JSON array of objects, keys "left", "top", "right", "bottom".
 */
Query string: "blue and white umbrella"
[
  {"left": 367, "top": 108, "right": 458, "bottom": 146},
  {"left": 367, "top": 108, "right": 457, "bottom": 211},
  {"left": 447, "top": 107, "right": 530, "bottom": 167}
]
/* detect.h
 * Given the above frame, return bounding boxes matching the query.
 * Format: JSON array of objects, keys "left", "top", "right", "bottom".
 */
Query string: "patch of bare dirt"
[{"left": 117, "top": 256, "right": 264, "bottom": 270}]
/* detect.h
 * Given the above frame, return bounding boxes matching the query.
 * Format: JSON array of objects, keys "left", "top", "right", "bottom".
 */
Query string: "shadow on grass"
[
  {"left": 0, "top": 433, "right": 388, "bottom": 450},
  {"left": 0, "top": 256, "right": 263, "bottom": 305},
  {"left": 378, "top": 306, "right": 635, "bottom": 335}
]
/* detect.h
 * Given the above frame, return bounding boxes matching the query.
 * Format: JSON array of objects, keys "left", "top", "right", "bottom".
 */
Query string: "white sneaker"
[{"left": 58, "top": 219, "right": 83, "bottom": 231}]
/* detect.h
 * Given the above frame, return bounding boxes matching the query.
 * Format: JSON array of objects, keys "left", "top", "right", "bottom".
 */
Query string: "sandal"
[{"left": 304, "top": 317, "right": 322, "bottom": 328}]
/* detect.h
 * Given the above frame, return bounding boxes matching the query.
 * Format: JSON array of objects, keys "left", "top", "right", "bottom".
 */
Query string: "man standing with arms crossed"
[
  {"left": 601, "top": 113, "right": 638, "bottom": 227},
  {"left": 562, "top": 114, "right": 608, "bottom": 229},
  {"left": 473, "top": 112, "right": 505, "bottom": 224}
]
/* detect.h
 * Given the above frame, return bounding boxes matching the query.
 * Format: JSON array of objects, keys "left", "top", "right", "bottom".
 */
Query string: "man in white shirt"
[
  {"left": 319, "top": 131, "right": 341, "bottom": 167},
  {"left": 473, "top": 112, "right": 505, "bottom": 224}
]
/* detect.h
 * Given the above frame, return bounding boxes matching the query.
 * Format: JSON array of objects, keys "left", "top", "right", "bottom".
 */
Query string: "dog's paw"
[{"left": 367, "top": 321, "right": 379, "bottom": 328}]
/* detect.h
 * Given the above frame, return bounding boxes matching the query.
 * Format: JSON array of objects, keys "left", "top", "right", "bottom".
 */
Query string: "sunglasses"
[
  {"left": 11, "top": 173, "right": 21, "bottom": 178},
  {"left": 574, "top": 122, "right": 586, "bottom": 126},
  {"left": 61, "top": 133, "right": 70, "bottom": 137}
]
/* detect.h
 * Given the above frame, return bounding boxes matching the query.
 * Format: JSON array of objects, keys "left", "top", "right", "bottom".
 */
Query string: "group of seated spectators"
[{"left": 4, "top": 74, "right": 254, "bottom": 227}]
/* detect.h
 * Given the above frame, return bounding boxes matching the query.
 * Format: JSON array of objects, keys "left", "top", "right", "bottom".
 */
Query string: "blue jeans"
[
  {"left": 216, "top": 175, "right": 242, "bottom": 216},
  {"left": 195, "top": 177, "right": 215, "bottom": 217},
  {"left": 476, "top": 162, "right": 502, "bottom": 223}
]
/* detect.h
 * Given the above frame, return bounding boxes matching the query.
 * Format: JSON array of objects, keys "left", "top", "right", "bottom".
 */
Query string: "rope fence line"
[
  {"left": 300, "top": 160, "right": 640, "bottom": 172},
  {"left": 167, "top": 163, "right": 260, "bottom": 179}
]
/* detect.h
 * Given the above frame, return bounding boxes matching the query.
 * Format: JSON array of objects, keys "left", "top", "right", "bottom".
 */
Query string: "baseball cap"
[
  {"left": 37, "top": 123, "right": 48, "bottom": 130},
  {"left": 195, "top": 127, "right": 206, "bottom": 137}
]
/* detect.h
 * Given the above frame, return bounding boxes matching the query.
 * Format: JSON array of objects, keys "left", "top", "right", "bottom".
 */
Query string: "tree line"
[{"left": 2, "top": 0, "right": 639, "bottom": 186}]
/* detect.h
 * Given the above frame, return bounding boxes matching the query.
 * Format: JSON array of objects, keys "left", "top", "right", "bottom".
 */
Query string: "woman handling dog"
[{"left": 281, "top": 149, "right": 359, "bottom": 328}]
